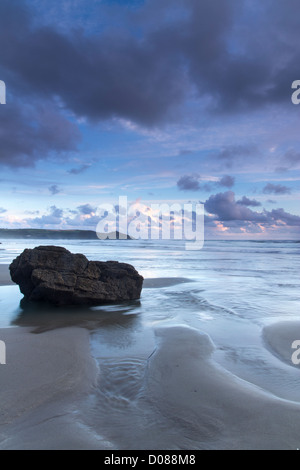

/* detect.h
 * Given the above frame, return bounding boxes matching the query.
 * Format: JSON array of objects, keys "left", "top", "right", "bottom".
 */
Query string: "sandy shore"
[
  {"left": 263, "top": 321, "right": 300, "bottom": 367},
  {"left": 0, "top": 267, "right": 195, "bottom": 449},
  {"left": 143, "top": 277, "right": 193, "bottom": 288},
  {"left": 1, "top": 262, "right": 300, "bottom": 449},
  {"left": 0, "top": 326, "right": 111, "bottom": 450},
  {"left": 146, "top": 325, "right": 300, "bottom": 450},
  {"left": 0, "top": 265, "right": 14, "bottom": 286},
  {"left": 1, "top": 321, "right": 300, "bottom": 449}
]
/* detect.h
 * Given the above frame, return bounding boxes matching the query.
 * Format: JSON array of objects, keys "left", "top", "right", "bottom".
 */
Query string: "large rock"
[{"left": 9, "top": 246, "right": 144, "bottom": 306}]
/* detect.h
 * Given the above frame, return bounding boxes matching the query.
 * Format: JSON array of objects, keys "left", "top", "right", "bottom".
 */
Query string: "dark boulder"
[{"left": 9, "top": 246, "right": 144, "bottom": 306}]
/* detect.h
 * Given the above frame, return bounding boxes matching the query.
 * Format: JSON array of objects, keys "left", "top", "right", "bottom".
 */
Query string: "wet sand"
[
  {"left": 0, "top": 326, "right": 109, "bottom": 450},
  {"left": 145, "top": 326, "right": 300, "bottom": 450},
  {"left": 263, "top": 321, "right": 300, "bottom": 367},
  {"left": 1, "top": 262, "right": 300, "bottom": 449},
  {"left": 0, "top": 265, "right": 14, "bottom": 286}
]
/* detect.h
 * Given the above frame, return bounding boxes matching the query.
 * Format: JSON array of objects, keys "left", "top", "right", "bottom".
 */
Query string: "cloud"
[
  {"left": 205, "top": 191, "right": 300, "bottom": 227},
  {"left": 267, "top": 208, "right": 300, "bottom": 227},
  {"left": 27, "top": 205, "right": 64, "bottom": 227},
  {"left": 77, "top": 204, "right": 96, "bottom": 215},
  {"left": 219, "top": 175, "right": 235, "bottom": 188},
  {"left": 177, "top": 174, "right": 201, "bottom": 191},
  {"left": 213, "top": 145, "right": 259, "bottom": 169},
  {"left": 11, "top": 193, "right": 300, "bottom": 234},
  {"left": 0, "top": 208, "right": 7, "bottom": 214},
  {"left": 50, "top": 206, "right": 63, "bottom": 218},
  {"left": 24, "top": 203, "right": 98, "bottom": 230},
  {"left": 177, "top": 174, "right": 235, "bottom": 191},
  {"left": 49, "top": 184, "right": 61, "bottom": 195},
  {"left": 205, "top": 191, "right": 266, "bottom": 222},
  {"left": 237, "top": 196, "right": 261, "bottom": 207},
  {"left": 1, "top": 0, "right": 300, "bottom": 137},
  {"left": 68, "top": 164, "right": 91, "bottom": 175},
  {"left": 275, "top": 167, "right": 289, "bottom": 174},
  {"left": 0, "top": 102, "right": 80, "bottom": 168},
  {"left": 216, "top": 145, "right": 257, "bottom": 161},
  {"left": 263, "top": 183, "right": 291, "bottom": 195},
  {"left": 64, "top": 204, "right": 99, "bottom": 227},
  {"left": 24, "top": 210, "right": 40, "bottom": 215},
  {"left": 282, "top": 149, "right": 300, "bottom": 169},
  {"left": 0, "top": 0, "right": 185, "bottom": 128}
]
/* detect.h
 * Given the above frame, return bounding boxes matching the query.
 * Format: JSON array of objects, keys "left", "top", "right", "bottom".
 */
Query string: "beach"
[
  {"left": 0, "top": 264, "right": 106, "bottom": 449},
  {"left": 0, "top": 265, "right": 13, "bottom": 286},
  {"left": 1, "top": 240, "right": 300, "bottom": 450},
  {"left": 0, "top": 327, "right": 107, "bottom": 450},
  {"left": 1, "top": 313, "right": 300, "bottom": 449}
]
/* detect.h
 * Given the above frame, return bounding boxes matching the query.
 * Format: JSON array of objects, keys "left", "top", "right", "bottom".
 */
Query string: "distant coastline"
[{"left": 0, "top": 229, "right": 132, "bottom": 240}]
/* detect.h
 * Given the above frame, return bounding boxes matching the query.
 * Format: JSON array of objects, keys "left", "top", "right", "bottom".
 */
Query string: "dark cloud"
[
  {"left": 267, "top": 199, "right": 277, "bottom": 204},
  {"left": 216, "top": 145, "right": 257, "bottom": 160},
  {"left": 219, "top": 175, "right": 235, "bottom": 188},
  {"left": 263, "top": 183, "right": 291, "bottom": 195},
  {"left": 68, "top": 164, "right": 90, "bottom": 175},
  {"left": 28, "top": 205, "right": 64, "bottom": 226},
  {"left": 205, "top": 191, "right": 300, "bottom": 227},
  {"left": 275, "top": 167, "right": 289, "bottom": 173},
  {"left": 237, "top": 196, "right": 262, "bottom": 207},
  {"left": 50, "top": 206, "right": 63, "bottom": 218},
  {"left": 21, "top": 193, "right": 300, "bottom": 231},
  {"left": 205, "top": 191, "right": 266, "bottom": 222},
  {"left": 177, "top": 174, "right": 235, "bottom": 191},
  {"left": 214, "top": 145, "right": 258, "bottom": 169},
  {"left": 1, "top": 0, "right": 300, "bottom": 180},
  {"left": 49, "top": 184, "right": 61, "bottom": 195},
  {"left": 283, "top": 149, "right": 300, "bottom": 169},
  {"left": 77, "top": 204, "right": 97, "bottom": 215},
  {"left": 177, "top": 174, "right": 200, "bottom": 191},
  {"left": 1, "top": 0, "right": 299, "bottom": 139},
  {"left": 267, "top": 208, "right": 300, "bottom": 227},
  {"left": 0, "top": 0, "right": 185, "bottom": 128},
  {"left": 0, "top": 103, "right": 80, "bottom": 167}
]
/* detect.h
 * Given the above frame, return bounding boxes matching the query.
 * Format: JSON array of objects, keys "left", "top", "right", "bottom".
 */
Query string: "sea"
[{"left": 0, "top": 238, "right": 299, "bottom": 449}]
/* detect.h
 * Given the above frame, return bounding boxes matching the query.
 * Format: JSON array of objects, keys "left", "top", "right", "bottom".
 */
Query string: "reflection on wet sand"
[{"left": 12, "top": 298, "right": 142, "bottom": 334}]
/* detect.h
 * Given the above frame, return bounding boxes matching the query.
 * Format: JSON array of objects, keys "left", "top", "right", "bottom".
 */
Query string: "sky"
[{"left": 0, "top": 0, "right": 300, "bottom": 239}]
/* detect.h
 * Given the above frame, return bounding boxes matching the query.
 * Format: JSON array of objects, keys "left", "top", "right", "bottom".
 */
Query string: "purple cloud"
[
  {"left": 283, "top": 149, "right": 300, "bottom": 168},
  {"left": 77, "top": 204, "right": 97, "bottom": 215},
  {"left": 68, "top": 164, "right": 91, "bottom": 175},
  {"left": 237, "top": 196, "right": 261, "bottom": 207},
  {"left": 177, "top": 174, "right": 235, "bottom": 192},
  {"left": 177, "top": 174, "right": 200, "bottom": 191},
  {"left": 205, "top": 191, "right": 300, "bottom": 227},
  {"left": 205, "top": 191, "right": 266, "bottom": 221},
  {"left": 49, "top": 185, "right": 61, "bottom": 195},
  {"left": 267, "top": 208, "right": 300, "bottom": 227},
  {"left": 219, "top": 175, "right": 235, "bottom": 188},
  {"left": 28, "top": 205, "right": 64, "bottom": 227},
  {"left": 263, "top": 183, "right": 291, "bottom": 195},
  {"left": 0, "top": 103, "right": 80, "bottom": 168}
]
